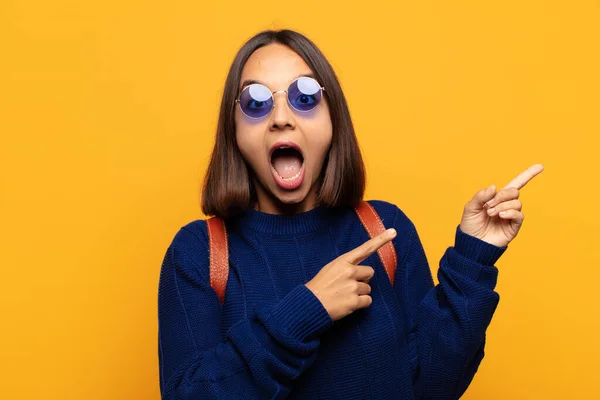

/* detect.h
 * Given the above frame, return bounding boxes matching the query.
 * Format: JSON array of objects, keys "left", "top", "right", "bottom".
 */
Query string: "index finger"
[
  {"left": 342, "top": 228, "right": 397, "bottom": 265},
  {"left": 502, "top": 163, "right": 544, "bottom": 190}
]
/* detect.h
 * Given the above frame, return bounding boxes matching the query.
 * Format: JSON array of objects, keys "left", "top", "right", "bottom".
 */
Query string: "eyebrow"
[{"left": 238, "top": 73, "right": 316, "bottom": 94}]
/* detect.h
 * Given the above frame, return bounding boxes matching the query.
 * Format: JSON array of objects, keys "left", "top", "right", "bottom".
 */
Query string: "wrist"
[{"left": 454, "top": 225, "right": 507, "bottom": 266}]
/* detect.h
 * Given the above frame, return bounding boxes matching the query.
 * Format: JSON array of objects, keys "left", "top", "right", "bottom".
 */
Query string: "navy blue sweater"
[{"left": 158, "top": 200, "right": 506, "bottom": 399}]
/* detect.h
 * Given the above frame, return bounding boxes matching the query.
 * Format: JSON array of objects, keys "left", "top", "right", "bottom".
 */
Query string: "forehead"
[{"left": 239, "top": 43, "right": 313, "bottom": 89}]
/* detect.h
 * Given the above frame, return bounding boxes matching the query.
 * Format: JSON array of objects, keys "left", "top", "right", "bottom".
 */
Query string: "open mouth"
[{"left": 270, "top": 145, "right": 305, "bottom": 190}]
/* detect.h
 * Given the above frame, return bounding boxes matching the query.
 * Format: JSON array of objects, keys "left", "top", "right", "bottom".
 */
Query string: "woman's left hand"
[{"left": 459, "top": 164, "right": 544, "bottom": 248}]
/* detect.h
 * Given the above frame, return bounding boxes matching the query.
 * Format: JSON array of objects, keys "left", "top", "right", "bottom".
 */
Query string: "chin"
[
  {"left": 272, "top": 185, "right": 310, "bottom": 205},
  {"left": 254, "top": 168, "right": 319, "bottom": 211}
]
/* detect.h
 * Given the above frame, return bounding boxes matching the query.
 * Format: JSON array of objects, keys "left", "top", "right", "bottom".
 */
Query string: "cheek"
[
  {"left": 235, "top": 121, "right": 266, "bottom": 170},
  {"left": 236, "top": 136, "right": 257, "bottom": 167},
  {"left": 306, "top": 116, "right": 333, "bottom": 164}
]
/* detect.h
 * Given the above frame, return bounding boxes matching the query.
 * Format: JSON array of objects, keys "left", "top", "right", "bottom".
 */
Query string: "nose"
[{"left": 269, "top": 91, "right": 295, "bottom": 131}]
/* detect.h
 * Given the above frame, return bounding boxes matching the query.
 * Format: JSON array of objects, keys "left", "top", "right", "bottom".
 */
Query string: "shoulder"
[
  {"left": 171, "top": 219, "right": 210, "bottom": 253},
  {"left": 362, "top": 200, "right": 418, "bottom": 260},
  {"left": 363, "top": 199, "right": 416, "bottom": 233},
  {"left": 163, "top": 218, "right": 212, "bottom": 280}
]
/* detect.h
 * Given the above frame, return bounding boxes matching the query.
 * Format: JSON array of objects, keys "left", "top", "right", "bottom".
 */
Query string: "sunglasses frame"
[{"left": 234, "top": 76, "right": 326, "bottom": 119}]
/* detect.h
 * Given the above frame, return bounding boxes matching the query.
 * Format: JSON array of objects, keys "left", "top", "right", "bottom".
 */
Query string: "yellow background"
[{"left": 1, "top": 0, "right": 598, "bottom": 398}]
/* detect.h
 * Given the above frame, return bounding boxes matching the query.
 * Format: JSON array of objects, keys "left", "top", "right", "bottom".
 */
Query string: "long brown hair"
[{"left": 201, "top": 29, "right": 366, "bottom": 218}]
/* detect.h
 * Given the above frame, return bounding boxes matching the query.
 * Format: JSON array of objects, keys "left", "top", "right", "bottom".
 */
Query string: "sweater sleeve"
[
  {"left": 157, "top": 230, "right": 334, "bottom": 399},
  {"left": 392, "top": 208, "right": 506, "bottom": 399}
]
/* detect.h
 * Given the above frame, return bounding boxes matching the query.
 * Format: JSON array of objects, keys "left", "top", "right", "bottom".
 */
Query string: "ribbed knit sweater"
[{"left": 158, "top": 200, "right": 506, "bottom": 399}]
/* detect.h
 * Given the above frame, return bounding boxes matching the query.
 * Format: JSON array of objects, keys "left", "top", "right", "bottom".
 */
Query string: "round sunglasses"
[{"left": 235, "top": 76, "right": 325, "bottom": 119}]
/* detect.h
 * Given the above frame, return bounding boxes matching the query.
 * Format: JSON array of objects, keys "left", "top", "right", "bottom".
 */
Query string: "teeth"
[
  {"left": 272, "top": 165, "right": 303, "bottom": 181},
  {"left": 281, "top": 170, "right": 302, "bottom": 181}
]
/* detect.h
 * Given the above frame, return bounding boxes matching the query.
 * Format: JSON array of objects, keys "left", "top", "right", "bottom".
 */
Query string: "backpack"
[{"left": 206, "top": 200, "right": 397, "bottom": 304}]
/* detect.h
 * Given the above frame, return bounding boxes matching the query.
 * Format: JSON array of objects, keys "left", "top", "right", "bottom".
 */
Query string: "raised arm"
[
  {"left": 158, "top": 226, "right": 333, "bottom": 399},
  {"left": 392, "top": 207, "right": 506, "bottom": 399}
]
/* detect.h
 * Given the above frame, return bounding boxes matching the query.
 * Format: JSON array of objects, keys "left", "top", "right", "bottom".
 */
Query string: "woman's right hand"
[{"left": 305, "top": 228, "right": 397, "bottom": 321}]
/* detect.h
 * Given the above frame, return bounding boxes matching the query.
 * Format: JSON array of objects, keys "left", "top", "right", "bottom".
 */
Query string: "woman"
[{"left": 157, "top": 29, "right": 543, "bottom": 399}]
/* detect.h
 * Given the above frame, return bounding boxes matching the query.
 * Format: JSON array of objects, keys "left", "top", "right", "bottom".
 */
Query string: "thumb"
[{"left": 467, "top": 184, "right": 496, "bottom": 213}]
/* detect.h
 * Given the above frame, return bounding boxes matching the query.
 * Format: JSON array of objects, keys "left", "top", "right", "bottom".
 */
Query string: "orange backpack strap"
[
  {"left": 207, "top": 201, "right": 398, "bottom": 304},
  {"left": 353, "top": 201, "right": 398, "bottom": 285},
  {"left": 206, "top": 217, "right": 229, "bottom": 305}
]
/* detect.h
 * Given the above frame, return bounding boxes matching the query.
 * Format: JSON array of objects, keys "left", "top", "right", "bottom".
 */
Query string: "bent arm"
[
  {"left": 158, "top": 239, "right": 333, "bottom": 399},
  {"left": 392, "top": 208, "right": 506, "bottom": 399}
]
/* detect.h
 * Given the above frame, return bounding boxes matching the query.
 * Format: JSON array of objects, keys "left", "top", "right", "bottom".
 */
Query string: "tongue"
[{"left": 272, "top": 154, "right": 302, "bottom": 179}]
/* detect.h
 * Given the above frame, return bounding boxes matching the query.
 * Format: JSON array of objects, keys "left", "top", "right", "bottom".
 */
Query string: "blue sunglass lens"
[
  {"left": 238, "top": 78, "right": 322, "bottom": 118},
  {"left": 288, "top": 77, "right": 322, "bottom": 112},
  {"left": 239, "top": 84, "right": 273, "bottom": 118}
]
